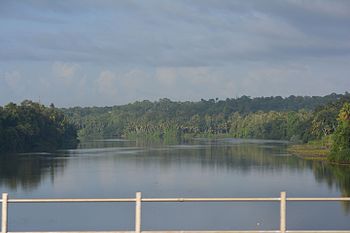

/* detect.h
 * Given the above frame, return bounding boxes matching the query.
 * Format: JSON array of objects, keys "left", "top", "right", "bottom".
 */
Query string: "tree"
[
  {"left": 329, "top": 103, "right": 350, "bottom": 163},
  {"left": 0, "top": 101, "right": 78, "bottom": 153}
]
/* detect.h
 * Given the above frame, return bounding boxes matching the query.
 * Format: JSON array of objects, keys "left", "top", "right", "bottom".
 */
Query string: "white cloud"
[
  {"left": 239, "top": 64, "right": 320, "bottom": 97},
  {"left": 156, "top": 66, "right": 213, "bottom": 85},
  {"left": 286, "top": 0, "right": 350, "bottom": 19},
  {"left": 1, "top": 70, "right": 37, "bottom": 103},
  {"left": 96, "top": 70, "right": 118, "bottom": 98},
  {"left": 245, "top": 12, "right": 305, "bottom": 41},
  {"left": 122, "top": 69, "right": 150, "bottom": 90},
  {"left": 4, "top": 71, "right": 22, "bottom": 90},
  {"left": 155, "top": 67, "right": 178, "bottom": 86},
  {"left": 154, "top": 66, "right": 228, "bottom": 100},
  {"left": 52, "top": 62, "right": 80, "bottom": 85},
  {"left": 1, "top": 1, "right": 350, "bottom": 106},
  {"left": 3, "top": 71, "right": 27, "bottom": 97}
]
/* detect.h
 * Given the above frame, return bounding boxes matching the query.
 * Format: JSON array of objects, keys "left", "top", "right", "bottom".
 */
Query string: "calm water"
[{"left": 0, "top": 138, "right": 350, "bottom": 231}]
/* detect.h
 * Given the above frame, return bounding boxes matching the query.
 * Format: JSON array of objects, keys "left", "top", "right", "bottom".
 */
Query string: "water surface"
[{"left": 0, "top": 138, "right": 349, "bottom": 231}]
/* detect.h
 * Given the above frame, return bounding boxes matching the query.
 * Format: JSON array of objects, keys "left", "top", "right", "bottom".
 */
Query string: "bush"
[{"left": 329, "top": 103, "right": 350, "bottom": 163}]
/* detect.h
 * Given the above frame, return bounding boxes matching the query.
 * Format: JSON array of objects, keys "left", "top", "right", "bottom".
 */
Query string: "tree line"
[
  {"left": 0, "top": 100, "right": 78, "bottom": 153},
  {"left": 1, "top": 93, "right": 349, "bottom": 163},
  {"left": 62, "top": 93, "right": 349, "bottom": 142},
  {"left": 63, "top": 93, "right": 350, "bottom": 163}
]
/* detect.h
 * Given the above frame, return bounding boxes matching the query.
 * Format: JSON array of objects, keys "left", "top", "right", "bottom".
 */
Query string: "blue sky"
[{"left": 0, "top": 0, "right": 350, "bottom": 107}]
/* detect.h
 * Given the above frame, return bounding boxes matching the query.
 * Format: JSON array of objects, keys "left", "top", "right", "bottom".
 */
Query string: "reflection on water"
[
  {"left": 312, "top": 163, "right": 350, "bottom": 212},
  {"left": 313, "top": 164, "right": 350, "bottom": 196},
  {"left": 0, "top": 138, "right": 349, "bottom": 230},
  {"left": 0, "top": 153, "right": 67, "bottom": 191}
]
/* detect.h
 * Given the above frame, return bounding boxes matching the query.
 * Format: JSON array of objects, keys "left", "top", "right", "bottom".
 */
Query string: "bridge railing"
[{"left": 1, "top": 192, "right": 350, "bottom": 233}]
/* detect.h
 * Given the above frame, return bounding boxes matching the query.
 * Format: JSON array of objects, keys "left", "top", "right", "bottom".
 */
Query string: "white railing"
[{"left": 1, "top": 192, "right": 350, "bottom": 233}]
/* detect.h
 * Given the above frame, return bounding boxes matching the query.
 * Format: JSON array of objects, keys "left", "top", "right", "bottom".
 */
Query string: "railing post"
[
  {"left": 2, "top": 193, "right": 8, "bottom": 233},
  {"left": 135, "top": 192, "right": 142, "bottom": 233},
  {"left": 280, "top": 191, "right": 286, "bottom": 233}
]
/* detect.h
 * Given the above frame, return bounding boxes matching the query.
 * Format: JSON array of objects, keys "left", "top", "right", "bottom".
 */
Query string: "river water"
[{"left": 0, "top": 138, "right": 349, "bottom": 231}]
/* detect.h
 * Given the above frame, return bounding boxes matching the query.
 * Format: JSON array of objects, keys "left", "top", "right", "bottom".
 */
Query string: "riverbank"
[{"left": 287, "top": 139, "right": 331, "bottom": 160}]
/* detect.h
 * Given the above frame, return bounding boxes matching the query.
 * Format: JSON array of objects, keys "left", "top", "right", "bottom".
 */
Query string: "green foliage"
[
  {"left": 329, "top": 102, "right": 350, "bottom": 163},
  {"left": 2, "top": 94, "right": 349, "bottom": 157},
  {"left": 0, "top": 100, "right": 78, "bottom": 153},
  {"left": 228, "top": 110, "right": 313, "bottom": 141},
  {"left": 310, "top": 95, "right": 350, "bottom": 138},
  {"left": 61, "top": 93, "right": 350, "bottom": 141}
]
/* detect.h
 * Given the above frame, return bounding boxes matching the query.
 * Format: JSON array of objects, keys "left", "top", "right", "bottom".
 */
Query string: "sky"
[{"left": 0, "top": 0, "right": 350, "bottom": 107}]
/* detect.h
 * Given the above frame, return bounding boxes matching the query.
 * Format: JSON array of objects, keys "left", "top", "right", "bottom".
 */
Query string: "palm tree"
[{"left": 339, "top": 102, "right": 350, "bottom": 122}]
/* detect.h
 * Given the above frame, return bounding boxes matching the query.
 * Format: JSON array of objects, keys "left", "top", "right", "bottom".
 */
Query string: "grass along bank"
[{"left": 287, "top": 137, "right": 332, "bottom": 160}]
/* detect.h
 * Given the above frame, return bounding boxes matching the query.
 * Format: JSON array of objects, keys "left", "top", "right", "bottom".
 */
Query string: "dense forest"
[
  {"left": 1, "top": 93, "right": 349, "bottom": 163},
  {"left": 0, "top": 100, "right": 78, "bottom": 153},
  {"left": 329, "top": 102, "right": 350, "bottom": 163},
  {"left": 62, "top": 93, "right": 350, "bottom": 163},
  {"left": 63, "top": 93, "right": 349, "bottom": 141}
]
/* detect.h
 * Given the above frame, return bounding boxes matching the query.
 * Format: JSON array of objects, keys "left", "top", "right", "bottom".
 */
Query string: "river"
[{"left": 0, "top": 138, "right": 349, "bottom": 231}]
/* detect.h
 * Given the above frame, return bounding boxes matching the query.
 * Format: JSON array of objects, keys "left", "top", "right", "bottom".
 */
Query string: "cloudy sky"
[{"left": 0, "top": 0, "right": 349, "bottom": 107}]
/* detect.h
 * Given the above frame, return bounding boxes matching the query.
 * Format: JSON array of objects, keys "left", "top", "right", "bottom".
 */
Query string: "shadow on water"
[
  {"left": 0, "top": 152, "right": 68, "bottom": 191},
  {"left": 312, "top": 162, "right": 350, "bottom": 212}
]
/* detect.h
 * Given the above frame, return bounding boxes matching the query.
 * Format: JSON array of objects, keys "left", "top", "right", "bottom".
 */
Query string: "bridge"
[{"left": 1, "top": 192, "right": 350, "bottom": 233}]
